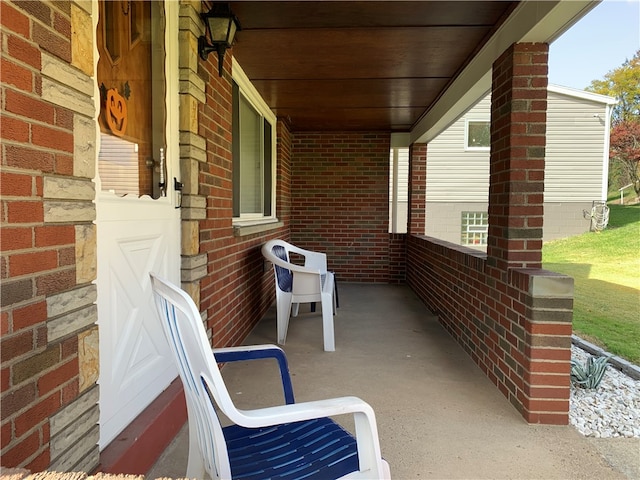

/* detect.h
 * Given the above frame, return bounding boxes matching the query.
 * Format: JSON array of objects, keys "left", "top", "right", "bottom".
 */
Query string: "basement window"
[{"left": 461, "top": 212, "right": 488, "bottom": 246}]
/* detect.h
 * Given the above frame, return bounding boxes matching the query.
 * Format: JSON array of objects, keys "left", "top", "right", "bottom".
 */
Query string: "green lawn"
[{"left": 542, "top": 204, "right": 640, "bottom": 364}]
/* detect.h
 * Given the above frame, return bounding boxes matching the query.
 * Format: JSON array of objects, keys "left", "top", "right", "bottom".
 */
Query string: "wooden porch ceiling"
[
  {"left": 227, "top": 1, "right": 598, "bottom": 137},
  {"left": 229, "top": 1, "right": 517, "bottom": 132}
]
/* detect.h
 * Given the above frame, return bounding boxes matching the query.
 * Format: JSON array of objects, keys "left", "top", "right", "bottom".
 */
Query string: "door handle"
[{"left": 174, "top": 177, "right": 183, "bottom": 208}]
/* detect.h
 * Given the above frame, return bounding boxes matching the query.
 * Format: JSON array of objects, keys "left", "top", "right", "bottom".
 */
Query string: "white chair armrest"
[
  {"left": 268, "top": 252, "right": 322, "bottom": 275},
  {"left": 238, "top": 396, "right": 371, "bottom": 425},
  {"left": 282, "top": 243, "right": 328, "bottom": 272},
  {"left": 213, "top": 344, "right": 284, "bottom": 355},
  {"left": 228, "top": 396, "right": 386, "bottom": 478},
  {"left": 302, "top": 250, "right": 328, "bottom": 272}
]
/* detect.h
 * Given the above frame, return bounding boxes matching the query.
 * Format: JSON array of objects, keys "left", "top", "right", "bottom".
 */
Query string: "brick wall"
[
  {"left": 406, "top": 43, "right": 572, "bottom": 425},
  {"left": 1, "top": 0, "right": 99, "bottom": 471},
  {"left": 406, "top": 237, "right": 573, "bottom": 424},
  {"left": 276, "top": 119, "right": 293, "bottom": 227},
  {"left": 388, "top": 234, "right": 406, "bottom": 283},
  {"left": 290, "top": 133, "right": 391, "bottom": 282}
]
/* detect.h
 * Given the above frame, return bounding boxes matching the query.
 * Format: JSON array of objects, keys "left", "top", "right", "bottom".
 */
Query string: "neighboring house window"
[
  {"left": 232, "top": 63, "right": 276, "bottom": 222},
  {"left": 465, "top": 119, "right": 490, "bottom": 150},
  {"left": 461, "top": 212, "right": 488, "bottom": 245}
]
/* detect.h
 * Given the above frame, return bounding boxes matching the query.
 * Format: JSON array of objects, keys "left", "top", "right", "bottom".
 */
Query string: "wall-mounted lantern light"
[{"left": 198, "top": 3, "right": 241, "bottom": 77}]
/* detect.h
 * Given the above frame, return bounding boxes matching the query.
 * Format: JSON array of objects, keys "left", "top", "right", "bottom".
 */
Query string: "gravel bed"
[{"left": 570, "top": 345, "right": 640, "bottom": 438}]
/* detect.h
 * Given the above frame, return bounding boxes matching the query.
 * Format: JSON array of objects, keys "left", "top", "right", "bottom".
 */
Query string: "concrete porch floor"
[{"left": 148, "top": 283, "right": 639, "bottom": 479}]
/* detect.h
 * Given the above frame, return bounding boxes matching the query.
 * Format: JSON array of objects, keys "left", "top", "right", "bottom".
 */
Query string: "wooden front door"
[{"left": 95, "top": 0, "right": 180, "bottom": 448}]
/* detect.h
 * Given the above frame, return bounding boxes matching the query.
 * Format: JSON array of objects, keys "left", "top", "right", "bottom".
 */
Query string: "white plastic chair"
[
  {"left": 261, "top": 239, "right": 337, "bottom": 351},
  {"left": 149, "top": 273, "right": 390, "bottom": 480}
]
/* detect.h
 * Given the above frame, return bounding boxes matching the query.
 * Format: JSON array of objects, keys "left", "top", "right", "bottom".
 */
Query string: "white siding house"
[{"left": 415, "top": 85, "right": 616, "bottom": 245}]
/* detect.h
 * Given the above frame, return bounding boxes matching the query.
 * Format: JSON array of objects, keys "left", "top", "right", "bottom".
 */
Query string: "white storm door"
[
  {"left": 97, "top": 197, "right": 179, "bottom": 448},
  {"left": 95, "top": 0, "right": 181, "bottom": 448}
]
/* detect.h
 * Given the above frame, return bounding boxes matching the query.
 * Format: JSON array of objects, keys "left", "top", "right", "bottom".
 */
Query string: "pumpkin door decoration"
[
  {"left": 100, "top": 82, "right": 131, "bottom": 137},
  {"left": 105, "top": 87, "right": 128, "bottom": 137}
]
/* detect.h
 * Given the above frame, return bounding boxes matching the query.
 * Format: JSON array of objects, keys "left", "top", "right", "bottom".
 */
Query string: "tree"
[
  {"left": 609, "top": 121, "right": 640, "bottom": 199},
  {"left": 587, "top": 50, "right": 640, "bottom": 124},
  {"left": 586, "top": 50, "right": 640, "bottom": 199}
]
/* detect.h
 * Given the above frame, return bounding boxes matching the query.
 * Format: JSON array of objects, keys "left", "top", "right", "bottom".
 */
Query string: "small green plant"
[{"left": 570, "top": 354, "right": 613, "bottom": 389}]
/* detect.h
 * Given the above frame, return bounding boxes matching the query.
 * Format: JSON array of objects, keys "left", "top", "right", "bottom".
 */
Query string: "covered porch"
[
  {"left": 1, "top": 0, "right": 616, "bottom": 475},
  {"left": 148, "top": 283, "right": 633, "bottom": 479}
]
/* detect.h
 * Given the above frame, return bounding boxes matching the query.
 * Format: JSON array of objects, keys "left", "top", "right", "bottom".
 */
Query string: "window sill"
[
  {"left": 233, "top": 219, "right": 284, "bottom": 237},
  {"left": 464, "top": 147, "right": 490, "bottom": 152}
]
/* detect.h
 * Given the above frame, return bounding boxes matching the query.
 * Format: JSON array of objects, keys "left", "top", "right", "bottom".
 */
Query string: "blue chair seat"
[{"left": 225, "top": 417, "right": 359, "bottom": 479}]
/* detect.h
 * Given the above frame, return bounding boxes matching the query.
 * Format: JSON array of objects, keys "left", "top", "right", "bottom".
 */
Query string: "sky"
[{"left": 548, "top": 0, "right": 640, "bottom": 90}]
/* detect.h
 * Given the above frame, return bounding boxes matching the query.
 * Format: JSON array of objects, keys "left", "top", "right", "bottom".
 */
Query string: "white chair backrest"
[
  {"left": 267, "top": 240, "right": 294, "bottom": 292},
  {"left": 150, "top": 273, "right": 235, "bottom": 478}
]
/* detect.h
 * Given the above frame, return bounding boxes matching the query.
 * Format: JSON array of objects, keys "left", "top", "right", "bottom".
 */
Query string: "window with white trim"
[
  {"left": 232, "top": 62, "right": 276, "bottom": 222},
  {"left": 465, "top": 119, "right": 490, "bottom": 150},
  {"left": 461, "top": 211, "right": 488, "bottom": 245}
]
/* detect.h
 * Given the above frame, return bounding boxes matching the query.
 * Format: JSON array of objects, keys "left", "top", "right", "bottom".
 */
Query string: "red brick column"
[
  {"left": 408, "top": 143, "right": 427, "bottom": 236},
  {"left": 487, "top": 43, "right": 548, "bottom": 271}
]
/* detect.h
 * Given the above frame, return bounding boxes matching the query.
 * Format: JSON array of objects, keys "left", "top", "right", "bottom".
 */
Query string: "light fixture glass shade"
[{"left": 207, "top": 16, "right": 237, "bottom": 46}]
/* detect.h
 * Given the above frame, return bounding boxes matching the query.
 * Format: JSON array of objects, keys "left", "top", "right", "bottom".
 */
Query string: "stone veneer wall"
[
  {"left": 1, "top": 0, "right": 99, "bottom": 471},
  {"left": 177, "top": 1, "right": 287, "bottom": 350},
  {"left": 177, "top": 1, "right": 208, "bottom": 303}
]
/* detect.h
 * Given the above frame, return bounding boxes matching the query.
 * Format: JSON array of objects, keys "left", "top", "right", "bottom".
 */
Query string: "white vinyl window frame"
[
  {"left": 464, "top": 118, "right": 491, "bottom": 151},
  {"left": 231, "top": 59, "right": 277, "bottom": 226}
]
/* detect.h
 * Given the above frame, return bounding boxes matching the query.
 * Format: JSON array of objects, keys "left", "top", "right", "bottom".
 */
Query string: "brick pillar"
[
  {"left": 487, "top": 43, "right": 548, "bottom": 271},
  {"left": 519, "top": 270, "right": 573, "bottom": 424},
  {"left": 408, "top": 143, "right": 427, "bottom": 235}
]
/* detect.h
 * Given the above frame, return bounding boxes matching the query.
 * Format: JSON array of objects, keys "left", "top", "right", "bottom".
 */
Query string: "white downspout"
[{"left": 601, "top": 103, "right": 614, "bottom": 201}]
